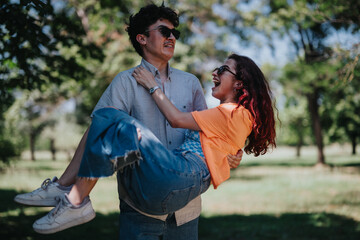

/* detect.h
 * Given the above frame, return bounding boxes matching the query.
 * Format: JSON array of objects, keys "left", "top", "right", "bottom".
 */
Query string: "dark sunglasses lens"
[
  {"left": 217, "top": 66, "right": 226, "bottom": 75},
  {"left": 172, "top": 29, "right": 180, "bottom": 39},
  {"left": 159, "top": 26, "right": 180, "bottom": 39},
  {"left": 159, "top": 27, "right": 171, "bottom": 38},
  {"left": 219, "top": 66, "right": 226, "bottom": 74}
]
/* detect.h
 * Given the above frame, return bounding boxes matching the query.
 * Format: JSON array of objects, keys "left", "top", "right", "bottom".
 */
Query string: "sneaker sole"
[
  {"left": 14, "top": 197, "right": 58, "bottom": 207},
  {"left": 33, "top": 211, "right": 96, "bottom": 234}
]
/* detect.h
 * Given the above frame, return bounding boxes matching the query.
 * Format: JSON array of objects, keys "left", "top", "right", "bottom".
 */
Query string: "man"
[{"left": 14, "top": 4, "right": 242, "bottom": 239}]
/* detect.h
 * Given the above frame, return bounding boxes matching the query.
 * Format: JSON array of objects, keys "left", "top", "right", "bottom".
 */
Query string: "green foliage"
[
  {"left": 277, "top": 98, "right": 312, "bottom": 146},
  {"left": 253, "top": 0, "right": 360, "bottom": 161},
  {"left": 4, "top": 88, "right": 70, "bottom": 160},
  {"left": 0, "top": 0, "right": 103, "bottom": 98},
  {"left": 0, "top": 0, "right": 105, "bottom": 161},
  {"left": 278, "top": 56, "right": 351, "bottom": 148},
  {"left": 1, "top": 0, "right": 360, "bottom": 161},
  {"left": 324, "top": 50, "right": 360, "bottom": 152},
  {"left": 41, "top": 113, "right": 84, "bottom": 157},
  {"left": 0, "top": 138, "right": 17, "bottom": 164}
]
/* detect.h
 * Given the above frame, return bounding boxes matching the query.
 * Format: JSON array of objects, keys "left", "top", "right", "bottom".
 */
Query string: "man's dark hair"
[{"left": 126, "top": 4, "right": 179, "bottom": 57}]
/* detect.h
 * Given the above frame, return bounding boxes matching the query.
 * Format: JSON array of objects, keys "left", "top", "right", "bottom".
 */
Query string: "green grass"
[{"left": 1, "top": 146, "right": 360, "bottom": 240}]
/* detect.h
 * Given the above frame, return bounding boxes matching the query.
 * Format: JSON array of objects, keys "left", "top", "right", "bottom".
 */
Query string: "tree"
[
  {"left": 42, "top": 113, "right": 84, "bottom": 161},
  {"left": 325, "top": 47, "right": 360, "bottom": 154},
  {"left": 0, "top": 0, "right": 103, "bottom": 162},
  {"left": 5, "top": 89, "right": 60, "bottom": 161},
  {"left": 278, "top": 96, "right": 312, "bottom": 157},
  {"left": 1, "top": 0, "right": 103, "bottom": 102},
  {"left": 253, "top": 0, "right": 360, "bottom": 164}
]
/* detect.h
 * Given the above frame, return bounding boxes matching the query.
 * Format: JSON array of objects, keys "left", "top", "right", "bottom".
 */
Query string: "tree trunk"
[
  {"left": 306, "top": 92, "right": 325, "bottom": 165},
  {"left": 30, "top": 132, "right": 36, "bottom": 161},
  {"left": 50, "top": 138, "right": 56, "bottom": 161},
  {"left": 296, "top": 130, "right": 304, "bottom": 157},
  {"left": 296, "top": 143, "right": 301, "bottom": 157},
  {"left": 296, "top": 137, "right": 303, "bottom": 157},
  {"left": 351, "top": 136, "right": 356, "bottom": 155}
]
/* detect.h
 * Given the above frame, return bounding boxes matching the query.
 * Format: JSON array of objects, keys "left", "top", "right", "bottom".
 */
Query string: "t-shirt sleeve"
[
  {"left": 192, "top": 105, "right": 253, "bottom": 150},
  {"left": 191, "top": 107, "right": 226, "bottom": 139},
  {"left": 91, "top": 73, "right": 132, "bottom": 117}
]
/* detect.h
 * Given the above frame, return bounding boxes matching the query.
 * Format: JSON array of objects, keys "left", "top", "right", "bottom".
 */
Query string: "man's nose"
[{"left": 168, "top": 33, "right": 176, "bottom": 39}]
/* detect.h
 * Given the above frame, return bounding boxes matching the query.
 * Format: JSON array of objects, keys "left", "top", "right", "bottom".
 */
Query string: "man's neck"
[{"left": 144, "top": 57, "right": 169, "bottom": 81}]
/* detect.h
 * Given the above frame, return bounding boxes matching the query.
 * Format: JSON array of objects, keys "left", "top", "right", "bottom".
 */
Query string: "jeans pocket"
[
  {"left": 161, "top": 184, "right": 196, "bottom": 213},
  {"left": 201, "top": 173, "right": 211, "bottom": 194}
]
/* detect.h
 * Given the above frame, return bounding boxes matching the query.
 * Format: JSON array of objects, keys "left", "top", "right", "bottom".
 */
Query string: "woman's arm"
[{"left": 132, "top": 67, "right": 201, "bottom": 131}]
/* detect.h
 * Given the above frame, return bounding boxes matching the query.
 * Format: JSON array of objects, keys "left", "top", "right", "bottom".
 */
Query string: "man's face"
[{"left": 141, "top": 19, "right": 177, "bottom": 63}]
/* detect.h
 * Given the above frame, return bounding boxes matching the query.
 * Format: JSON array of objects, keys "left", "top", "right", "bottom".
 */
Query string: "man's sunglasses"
[
  {"left": 213, "top": 65, "right": 237, "bottom": 76},
  {"left": 146, "top": 25, "right": 180, "bottom": 40}
]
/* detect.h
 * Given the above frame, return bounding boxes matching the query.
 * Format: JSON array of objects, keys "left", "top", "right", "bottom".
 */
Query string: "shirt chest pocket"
[{"left": 173, "top": 101, "right": 193, "bottom": 113}]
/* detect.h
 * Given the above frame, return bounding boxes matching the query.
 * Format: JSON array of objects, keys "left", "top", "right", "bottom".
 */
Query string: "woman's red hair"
[{"left": 228, "top": 54, "right": 276, "bottom": 156}]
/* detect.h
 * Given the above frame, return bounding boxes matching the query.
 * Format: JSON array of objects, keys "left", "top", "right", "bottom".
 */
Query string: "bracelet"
[{"left": 149, "top": 86, "right": 160, "bottom": 95}]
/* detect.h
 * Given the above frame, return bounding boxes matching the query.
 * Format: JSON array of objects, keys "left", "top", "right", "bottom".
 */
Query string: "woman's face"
[{"left": 211, "top": 58, "right": 239, "bottom": 104}]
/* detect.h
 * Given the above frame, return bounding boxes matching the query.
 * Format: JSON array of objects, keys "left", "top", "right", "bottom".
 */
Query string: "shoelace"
[
  {"left": 41, "top": 178, "right": 52, "bottom": 190},
  {"left": 50, "top": 197, "right": 68, "bottom": 217},
  {"left": 29, "top": 178, "right": 52, "bottom": 195}
]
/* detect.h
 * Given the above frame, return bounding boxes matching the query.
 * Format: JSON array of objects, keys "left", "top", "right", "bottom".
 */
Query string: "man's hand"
[{"left": 227, "top": 149, "right": 243, "bottom": 169}]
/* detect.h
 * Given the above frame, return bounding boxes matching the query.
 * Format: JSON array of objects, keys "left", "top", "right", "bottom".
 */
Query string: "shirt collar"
[{"left": 140, "top": 58, "right": 173, "bottom": 81}]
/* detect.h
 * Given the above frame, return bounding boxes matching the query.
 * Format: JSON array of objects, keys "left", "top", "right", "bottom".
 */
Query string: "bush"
[{"left": 0, "top": 138, "right": 17, "bottom": 164}]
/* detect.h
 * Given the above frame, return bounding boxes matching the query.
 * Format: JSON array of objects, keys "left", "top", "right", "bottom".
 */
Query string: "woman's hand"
[
  {"left": 132, "top": 66, "right": 158, "bottom": 90},
  {"left": 227, "top": 149, "right": 243, "bottom": 169},
  {"left": 132, "top": 66, "right": 200, "bottom": 131},
  {"left": 137, "top": 128, "right": 142, "bottom": 141}
]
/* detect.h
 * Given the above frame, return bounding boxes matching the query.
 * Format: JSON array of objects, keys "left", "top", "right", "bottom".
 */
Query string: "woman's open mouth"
[{"left": 213, "top": 79, "right": 220, "bottom": 87}]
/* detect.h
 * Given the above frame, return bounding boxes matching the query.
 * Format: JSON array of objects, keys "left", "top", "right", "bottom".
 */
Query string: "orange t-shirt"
[{"left": 191, "top": 103, "right": 253, "bottom": 189}]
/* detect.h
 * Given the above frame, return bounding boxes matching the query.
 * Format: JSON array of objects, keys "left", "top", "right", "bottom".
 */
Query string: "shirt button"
[{"left": 169, "top": 141, "right": 172, "bottom": 144}]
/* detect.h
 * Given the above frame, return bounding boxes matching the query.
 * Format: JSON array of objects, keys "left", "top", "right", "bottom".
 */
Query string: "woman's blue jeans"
[{"left": 78, "top": 108, "right": 211, "bottom": 215}]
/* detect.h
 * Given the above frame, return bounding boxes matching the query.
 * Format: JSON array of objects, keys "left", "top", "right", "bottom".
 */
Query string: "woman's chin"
[{"left": 211, "top": 91, "right": 218, "bottom": 100}]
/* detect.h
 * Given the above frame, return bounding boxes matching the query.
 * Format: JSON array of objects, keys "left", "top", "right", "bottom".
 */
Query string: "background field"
[{"left": 1, "top": 145, "right": 359, "bottom": 240}]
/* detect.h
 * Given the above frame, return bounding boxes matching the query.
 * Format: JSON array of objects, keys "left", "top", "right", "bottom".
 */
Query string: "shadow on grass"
[
  {"left": 15, "top": 165, "right": 66, "bottom": 173},
  {"left": 0, "top": 189, "right": 21, "bottom": 212},
  {"left": 1, "top": 189, "right": 360, "bottom": 240},
  {"left": 338, "top": 163, "right": 360, "bottom": 167},
  {"left": 199, "top": 213, "right": 360, "bottom": 240},
  {"left": 0, "top": 211, "right": 119, "bottom": 240},
  {"left": 0, "top": 189, "right": 119, "bottom": 240},
  {"left": 242, "top": 162, "right": 360, "bottom": 168},
  {"left": 242, "top": 162, "right": 315, "bottom": 168}
]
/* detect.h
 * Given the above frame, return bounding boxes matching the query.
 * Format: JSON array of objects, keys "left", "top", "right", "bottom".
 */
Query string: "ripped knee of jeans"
[{"left": 112, "top": 150, "right": 142, "bottom": 173}]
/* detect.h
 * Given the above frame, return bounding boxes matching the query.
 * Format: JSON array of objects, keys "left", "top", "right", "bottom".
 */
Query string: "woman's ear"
[
  {"left": 234, "top": 81, "right": 242, "bottom": 90},
  {"left": 136, "top": 34, "right": 147, "bottom": 46}
]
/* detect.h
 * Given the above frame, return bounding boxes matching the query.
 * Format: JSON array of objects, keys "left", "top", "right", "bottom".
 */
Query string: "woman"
[{"left": 33, "top": 54, "right": 276, "bottom": 234}]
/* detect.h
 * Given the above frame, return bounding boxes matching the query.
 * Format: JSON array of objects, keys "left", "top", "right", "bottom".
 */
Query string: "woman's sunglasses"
[
  {"left": 213, "top": 65, "right": 237, "bottom": 76},
  {"left": 146, "top": 25, "right": 180, "bottom": 40}
]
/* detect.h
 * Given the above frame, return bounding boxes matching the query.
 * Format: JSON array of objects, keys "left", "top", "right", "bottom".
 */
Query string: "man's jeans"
[
  {"left": 119, "top": 201, "right": 199, "bottom": 240},
  {"left": 78, "top": 107, "right": 211, "bottom": 215}
]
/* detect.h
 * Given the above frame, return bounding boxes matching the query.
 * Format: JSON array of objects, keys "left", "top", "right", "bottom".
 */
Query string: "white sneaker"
[
  {"left": 14, "top": 177, "right": 71, "bottom": 207},
  {"left": 33, "top": 194, "right": 96, "bottom": 234}
]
